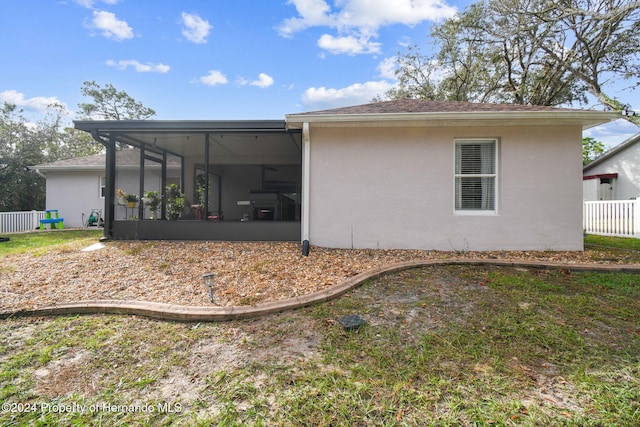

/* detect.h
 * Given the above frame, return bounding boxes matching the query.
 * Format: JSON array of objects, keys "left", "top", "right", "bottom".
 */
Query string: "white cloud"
[
  {"left": 75, "top": 0, "right": 95, "bottom": 7},
  {"left": 280, "top": 0, "right": 457, "bottom": 34},
  {"left": 198, "top": 70, "right": 228, "bottom": 86},
  {"left": 338, "top": 0, "right": 457, "bottom": 29},
  {"left": 584, "top": 118, "right": 639, "bottom": 148},
  {"left": 278, "top": 0, "right": 457, "bottom": 54},
  {"left": 302, "top": 80, "right": 394, "bottom": 109},
  {"left": 86, "top": 10, "right": 133, "bottom": 40},
  {"left": 0, "top": 90, "right": 67, "bottom": 114},
  {"left": 181, "top": 12, "right": 212, "bottom": 44},
  {"left": 238, "top": 73, "right": 275, "bottom": 88},
  {"left": 106, "top": 59, "right": 170, "bottom": 73},
  {"left": 317, "top": 34, "right": 380, "bottom": 55},
  {"left": 250, "top": 73, "right": 274, "bottom": 88},
  {"left": 377, "top": 57, "right": 398, "bottom": 79},
  {"left": 278, "top": 0, "right": 333, "bottom": 37},
  {"left": 74, "top": 0, "right": 120, "bottom": 8}
]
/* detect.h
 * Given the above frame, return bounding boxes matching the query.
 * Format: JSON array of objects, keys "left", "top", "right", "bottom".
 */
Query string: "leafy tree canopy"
[
  {"left": 0, "top": 101, "right": 103, "bottom": 211},
  {"left": 388, "top": 0, "right": 640, "bottom": 125},
  {"left": 583, "top": 136, "right": 606, "bottom": 165},
  {"left": 77, "top": 81, "right": 156, "bottom": 120}
]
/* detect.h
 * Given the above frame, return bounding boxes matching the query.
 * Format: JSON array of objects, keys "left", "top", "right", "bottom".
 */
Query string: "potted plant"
[
  {"left": 142, "top": 191, "right": 162, "bottom": 219},
  {"left": 166, "top": 184, "right": 185, "bottom": 220},
  {"left": 116, "top": 189, "right": 138, "bottom": 208},
  {"left": 124, "top": 193, "right": 139, "bottom": 208}
]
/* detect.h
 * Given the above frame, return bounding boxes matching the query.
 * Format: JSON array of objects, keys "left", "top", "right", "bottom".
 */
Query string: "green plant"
[
  {"left": 142, "top": 191, "right": 162, "bottom": 219},
  {"left": 116, "top": 188, "right": 138, "bottom": 204},
  {"left": 196, "top": 174, "right": 207, "bottom": 206},
  {"left": 124, "top": 193, "right": 138, "bottom": 203},
  {"left": 166, "top": 184, "right": 185, "bottom": 220}
]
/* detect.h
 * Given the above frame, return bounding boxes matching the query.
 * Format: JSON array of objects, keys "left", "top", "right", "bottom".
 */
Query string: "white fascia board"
[{"left": 286, "top": 110, "right": 621, "bottom": 130}]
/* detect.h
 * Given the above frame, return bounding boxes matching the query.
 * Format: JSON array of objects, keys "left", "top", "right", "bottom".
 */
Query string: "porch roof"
[{"left": 73, "top": 120, "right": 302, "bottom": 161}]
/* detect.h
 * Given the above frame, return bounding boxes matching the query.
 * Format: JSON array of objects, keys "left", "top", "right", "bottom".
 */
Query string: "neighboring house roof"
[
  {"left": 583, "top": 132, "right": 640, "bottom": 172},
  {"left": 31, "top": 149, "right": 181, "bottom": 172},
  {"left": 286, "top": 99, "right": 620, "bottom": 129}
]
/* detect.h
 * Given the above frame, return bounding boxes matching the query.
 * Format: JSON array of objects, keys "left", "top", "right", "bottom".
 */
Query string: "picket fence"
[
  {"left": 0, "top": 210, "right": 47, "bottom": 234},
  {"left": 2, "top": 204, "right": 638, "bottom": 239},
  {"left": 584, "top": 199, "right": 640, "bottom": 238}
]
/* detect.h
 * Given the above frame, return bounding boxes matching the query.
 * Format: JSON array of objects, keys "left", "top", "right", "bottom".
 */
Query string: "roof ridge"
[{"left": 290, "top": 98, "right": 589, "bottom": 116}]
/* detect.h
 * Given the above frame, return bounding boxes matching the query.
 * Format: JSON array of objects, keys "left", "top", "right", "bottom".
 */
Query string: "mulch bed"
[{"left": 1, "top": 240, "right": 637, "bottom": 311}]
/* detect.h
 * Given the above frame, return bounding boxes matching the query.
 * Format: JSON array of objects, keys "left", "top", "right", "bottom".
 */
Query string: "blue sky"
[{"left": 0, "top": 0, "right": 637, "bottom": 147}]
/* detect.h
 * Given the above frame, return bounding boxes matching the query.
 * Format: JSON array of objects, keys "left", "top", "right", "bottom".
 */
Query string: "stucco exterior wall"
[
  {"left": 45, "top": 169, "right": 168, "bottom": 227},
  {"left": 112, "top": 169, "right": 167, "bottom": 221},
  {"left": 583, "top": 145, "right": 640, "bottom": 200},
  {"left": 583, "top": 178, "right": 600, "bottom": 201},
  {"left": 306, "top": 125, "right": 584, "bottom": 251},
  {"left": 45, "top": 171, "right": 105, "bottom": 227}
]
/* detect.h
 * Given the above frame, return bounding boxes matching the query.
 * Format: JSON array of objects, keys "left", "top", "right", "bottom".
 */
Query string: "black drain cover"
[{"left": 338, "top": 314, "right": 366, "bottom": 331}]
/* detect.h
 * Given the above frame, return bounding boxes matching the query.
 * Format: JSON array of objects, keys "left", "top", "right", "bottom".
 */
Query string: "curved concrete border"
[{"left": 2, "top": 259, "right": 639, "bottom": 322}]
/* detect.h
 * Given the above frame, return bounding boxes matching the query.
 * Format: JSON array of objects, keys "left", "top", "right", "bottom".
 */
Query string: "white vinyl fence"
[
  {"left": 0, "top": 210, "right": 47, "bottom": 234},
  {"left": 583, "top": 200, "right": 640, "bottom": 238}
]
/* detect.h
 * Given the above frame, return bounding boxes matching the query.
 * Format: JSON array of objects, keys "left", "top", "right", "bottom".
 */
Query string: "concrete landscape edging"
[{"left": 2, "top": 259, "right": 639, "bottom": 322}]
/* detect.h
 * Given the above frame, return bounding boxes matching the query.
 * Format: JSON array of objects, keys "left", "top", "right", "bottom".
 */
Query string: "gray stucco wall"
[
  {"left": 306, "top": 125, "right": 584, "bottom": 251},
  {"left": 45, "top": 169, "right": 174, "bottom": 227},
  {"left": 45, "top": 170, "right": 105, "bottom": 228}
]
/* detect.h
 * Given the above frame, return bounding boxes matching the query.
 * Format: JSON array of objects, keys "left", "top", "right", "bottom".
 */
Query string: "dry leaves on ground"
[{"left": 0, "top": 240, "right": 636, "bottom": 312}]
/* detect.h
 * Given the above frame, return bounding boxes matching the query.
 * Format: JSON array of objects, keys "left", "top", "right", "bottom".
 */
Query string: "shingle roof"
[
  {"left": 32, "top": 149, "right": 181, "bottom": 170},
  {"left": 292, "top": 99, "right": 578, "bottom": 115},
  {"left": 583, "top": 132, "right": 640, "bottom": 171}
]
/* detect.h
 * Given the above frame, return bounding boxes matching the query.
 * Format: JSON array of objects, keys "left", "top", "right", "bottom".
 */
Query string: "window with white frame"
[
  {"left": 100, "top": 176, "right": 106, "bottom": 198},
  {"left": 454, "top": 139, "right": 497, "bottom": 212}
]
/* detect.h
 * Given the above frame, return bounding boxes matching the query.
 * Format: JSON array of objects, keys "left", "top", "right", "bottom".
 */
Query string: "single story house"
[
  {"left": 31, "top": 149, "right": 181, "bottom": 228},
  {"left": 72, "top": 99, "right": 619, "bottom": 251},
  {"left": 583, "top": 132, "right": 640, "bottom": 201}
]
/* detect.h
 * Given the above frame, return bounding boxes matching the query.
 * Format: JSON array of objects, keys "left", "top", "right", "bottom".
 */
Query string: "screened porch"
[{"left": 74, "top": 120, "right": 302, "bottom": 241}]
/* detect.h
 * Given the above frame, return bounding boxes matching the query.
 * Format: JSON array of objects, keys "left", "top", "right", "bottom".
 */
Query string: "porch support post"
[
  {"left": 161, "top": 151, "right": 167, "bottom": 220},
  {"left": 138, "top": 145, "right": 145, "bottom": 219},
  {"left": 180, "top": 156, "right": 185, "bottom": 197},
  {"left": 302, "top": 122, "right": 311, "bottom": 244},
  {"left": 204, "top": 133, "right": 210, "bottom": 220},
  {"left": 104, "top": 134, "right": 117, "bottom": 239}
]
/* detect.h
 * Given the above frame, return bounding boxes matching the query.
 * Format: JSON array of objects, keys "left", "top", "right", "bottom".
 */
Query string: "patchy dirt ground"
[
  {"left": 1, "top": 240, "right": 639, "bottom": 312},
  {"left": 3, "top": 263, "right": 636, "bottom": 425}
]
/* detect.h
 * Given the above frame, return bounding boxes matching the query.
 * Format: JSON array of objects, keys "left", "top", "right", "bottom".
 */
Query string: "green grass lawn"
[
  {"left": 585, "top": 233, "right": 640, "bottom": 251},
  {"left": 1, "top": 261, "right": 638, "bottom": 426},
  {"left": 0, "top": 229, "right": 103, "bottom": 256}
]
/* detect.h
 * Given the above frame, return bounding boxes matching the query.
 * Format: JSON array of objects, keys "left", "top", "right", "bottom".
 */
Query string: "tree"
[
  {"left": 389, "top": 0, "right": 640, "bottom": 123},
  {"left": 78, "top": 81, "right": 156, "bottom": 120},
  {"left": 514, "top": 0, "right": 640, "bottom": 123},
  {"left": 583, "top": 136, "right": 606, "bottom": 164},
  {"left": 0, "top": 103, "right": 47, "bottom": 211},
  {"left": 0, "top": 101, "right": 102, "bottom": 212}
]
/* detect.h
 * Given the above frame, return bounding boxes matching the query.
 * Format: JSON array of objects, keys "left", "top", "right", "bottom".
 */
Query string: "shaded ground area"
[
  {"left": 1, "top": 264, "right": 638, "bottom": 425},
  {"left": 2, "top": 240, "right": 639, "bottom": 311}
]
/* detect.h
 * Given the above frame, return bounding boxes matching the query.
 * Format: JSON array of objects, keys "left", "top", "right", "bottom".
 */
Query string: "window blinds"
[{"left": 455, "top": 140, "right": 496, "bottom": 211}]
